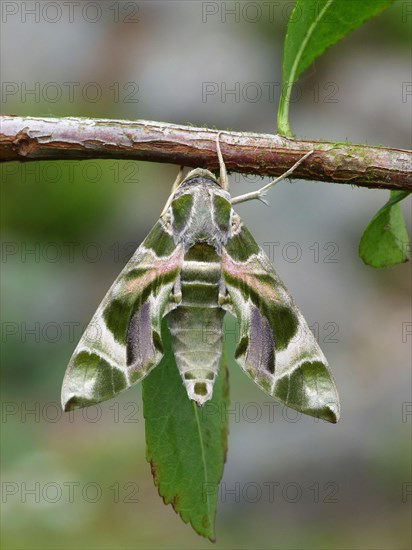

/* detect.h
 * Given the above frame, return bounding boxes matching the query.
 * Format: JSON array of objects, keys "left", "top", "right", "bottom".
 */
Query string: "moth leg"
[
  {"left": 160, "top": 165, "right": 185, "bottom": 216},
  {"left": 216, "top": 131, "right": 230, "bottom": 191},
  {"left": 170, "top": 274, "right": 183, "bottom": 305},
  {"left": 231, "top": 150, "right": 314, "bottom": 205},
  {"left": 218, "top": 279, "right": 233, "bottom": 312},
  {"left": 163, "top": 276, "right": 182, "bottom": 318}
]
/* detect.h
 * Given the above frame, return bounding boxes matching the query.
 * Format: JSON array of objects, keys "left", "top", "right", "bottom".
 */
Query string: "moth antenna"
[
  {"left": 171, "top": 165, "right": 185, "bottom": 192},
  {"left": 216, "top": 131, "right": 229, "bottom": 190},
  {"left": 231, "top": 150, "right": 314, "bottom": 205},
  {"left": 160, "top": 165, "right": 185, "bottom": 216}
]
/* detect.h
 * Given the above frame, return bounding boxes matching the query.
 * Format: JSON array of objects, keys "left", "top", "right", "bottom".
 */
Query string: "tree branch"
[{"left": 1, "top": 116, "right": 411, "bottom": 192}]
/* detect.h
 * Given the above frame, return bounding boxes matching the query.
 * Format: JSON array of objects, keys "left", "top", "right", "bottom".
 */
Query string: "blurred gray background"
[{"left": 1, "top": 1, "right": 411, "bottom": 548}]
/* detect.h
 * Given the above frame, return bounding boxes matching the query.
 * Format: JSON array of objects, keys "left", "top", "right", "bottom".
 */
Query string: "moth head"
[{"left": 178, "top": 168, "right": 221, "bottom": 189}]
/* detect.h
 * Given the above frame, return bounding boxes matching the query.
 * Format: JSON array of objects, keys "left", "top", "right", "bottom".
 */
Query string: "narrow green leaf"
[
  {"left": 142, "top": 319, "right": 229, "bottom": 541},
  {"left": 359, "top": 191, "right": 411, "bottom": 268},
  {"left": 278, "top": 0, "right": 394, "bottom": 136}
]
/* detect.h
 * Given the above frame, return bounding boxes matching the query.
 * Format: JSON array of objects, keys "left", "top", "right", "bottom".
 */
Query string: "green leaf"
[
  {"left": 278, "top": 0, "right": 394, "bottom": 136},
  {"left": 359, "top": 191, "right": 411, "bottom": 268},
  {"left": 142, "top": 319, "right": 229, "bottom": 541}
]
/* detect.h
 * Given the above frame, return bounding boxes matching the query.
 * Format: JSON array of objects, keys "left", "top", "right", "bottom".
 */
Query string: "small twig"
[{"left": 0, "top": 116, "right": 411, "bottom": 191}]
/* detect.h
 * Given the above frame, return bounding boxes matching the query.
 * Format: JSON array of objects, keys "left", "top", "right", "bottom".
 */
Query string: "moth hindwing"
[{"left": 62, "top": 139, "right": 340, "bottom": 423}]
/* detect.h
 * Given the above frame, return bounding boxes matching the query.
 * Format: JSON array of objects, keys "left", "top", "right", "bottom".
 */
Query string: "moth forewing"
[
  {"left": 221, "top": 232, "right": 340, "bottom": 423},
  {"left": 61, "top": 219, "right": 184, "bottom": 411}
]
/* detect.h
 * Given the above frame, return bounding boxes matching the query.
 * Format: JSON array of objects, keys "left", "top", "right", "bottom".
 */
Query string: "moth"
[{"left": 62, "top": 135, "right": 340, "bottom": 423}]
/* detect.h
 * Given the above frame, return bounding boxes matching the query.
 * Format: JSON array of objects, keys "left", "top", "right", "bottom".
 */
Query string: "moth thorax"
[{"left": 181, "top": 197, "right": 218, "bottom": 247}]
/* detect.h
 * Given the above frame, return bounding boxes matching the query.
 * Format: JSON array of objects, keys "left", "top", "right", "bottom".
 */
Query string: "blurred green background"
[{"left": 1, "top": 1, "right": 411, "bottom": 548}]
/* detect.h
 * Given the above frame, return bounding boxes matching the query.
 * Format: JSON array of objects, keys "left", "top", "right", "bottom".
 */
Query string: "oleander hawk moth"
[{"left": 61, "top": 135, "right": 340, "bottom": 423}]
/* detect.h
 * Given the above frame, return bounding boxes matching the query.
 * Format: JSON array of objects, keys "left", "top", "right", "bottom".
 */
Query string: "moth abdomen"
[
  {"left": 165, "top": 239, "right": 227, "bottom": 404},
  {"left": 168, "top": 300, "right": 225, "bottom": 405}
]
